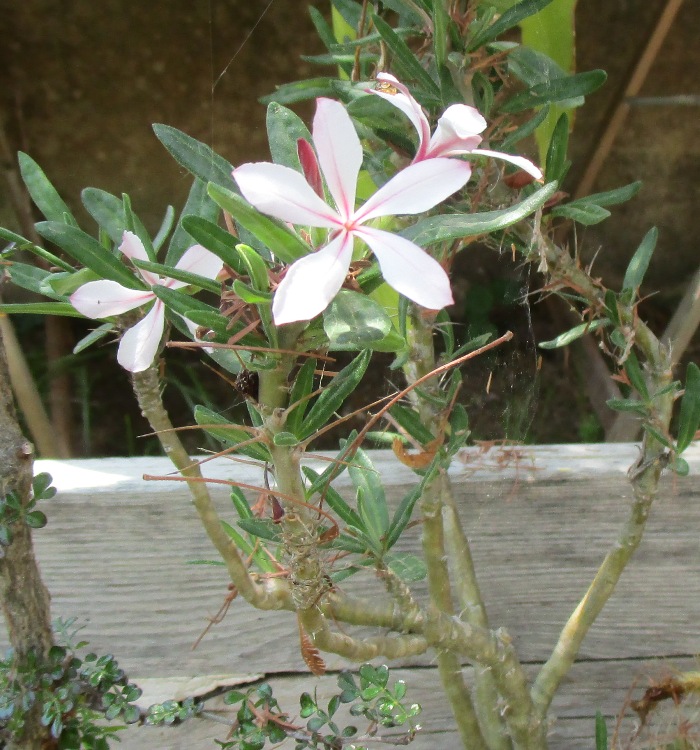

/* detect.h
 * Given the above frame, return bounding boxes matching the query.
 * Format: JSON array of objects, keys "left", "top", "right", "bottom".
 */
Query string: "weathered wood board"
[{"left": 3, "top": 443, "right": 699, "bottom": 748}]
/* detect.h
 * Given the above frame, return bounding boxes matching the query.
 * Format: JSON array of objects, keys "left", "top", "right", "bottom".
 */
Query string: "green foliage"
[
  {"left": 217, "top": 666, "right": 419, "bottom": 749},
  {"left": 0, "top": 472, "right": 55, "bottom": 552}
]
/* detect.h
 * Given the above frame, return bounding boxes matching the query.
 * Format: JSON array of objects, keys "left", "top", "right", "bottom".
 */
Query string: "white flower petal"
[
  {"left": 234, "top": 162, "right": 340, "bottom": 228},
  {"left": 165, "top": 244, "right": 224, "bottom": 290},
  {"left": 312, "top": 98, "right": 363, "bottom": 219},
  {"left": 70, "top": 280, "right": 154, "bottom": 319},
  {"left": 424, "top": 104, "right": 486, "bottom": 159},
  {"left": 119, "top": 231, "right": 159, "bottom": 286},
  {"left": 371, "top": 73, "right": 431, "bottom": 158},
  {"left": 272, "top": 232, "right": 353, "bottom": 325},
  {"left": 470, "top": 148, "right": 543, "bottom": 180},
  {"left": 356, "top": 158, "right": 471, "bottom": 222},
  {"left": 358, "top": 227, "right": 453, "bottom": 310},
  {"left": 117, "top": 301, "right": 165, "bottom": 372}
]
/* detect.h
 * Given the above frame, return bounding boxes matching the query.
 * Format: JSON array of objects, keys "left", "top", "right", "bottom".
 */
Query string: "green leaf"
[
  {"left": 624, "top": 351, "right": 649, "bottom": 402},
  {"left": 300, "top": 350, "right": 371, "bottom": 439},
  {"left": 595, "top": 711, "right": 608, "bottom": 750},
  {"left": 500, "top": 70, "right": 607, "bottom": 113},
  {"left": 323, "top": 290, "right": 393, "bottom": 350},
  {"left": 232, "top": 280, "right": 272, "bottom": 304},
  {"left": 550, "top": 203, "right": 611, "bottom": 226},
  {"left": 153, "top": 205, "right": 176, "bottom": 251},
  {"left": 167, "top": 178, "right": 221, "bottom": 265},
  {"left": 622, "top": 227, "right": 657, "bottom": 292},
  {"left": 389, "top": 404, "right": 435, "bottom": 444},
  {"left": 605, "top": 398, "right": 647, "bottom": 415},
  {"left": 237, "top": 518, "right": 282, "bottom": 543},
  {"left": 350, "top": 449, "right": 389, "bottom": 549},
  {"left": 131, "top": 259, "right": 220, "bottom": 293},
  {"left": 47, "top": 267, "right": 99, "bottom": 297},
  {"left": 6, "top": 262, "right": 64, "bottom": 300},
  {"left": 544, "top": 113, "right": 569, "bottom": 183},
  {"left": 180, "top": 216, "right": 244, "bottom": 273},
  {"left": 671, "top": 456, "right": 690, "bottom": 476},
  {"left": 498, "top": 104, "right": 551, "bottom": 151},
  {"left": 150, "top": 285, "right": 218, "bottom": 319},
  {"left": 235, "top": 244, "right": 270, "bottom": 291},
  {"left": 18, "top": 152, "right": 76, "bottom": 224},
  {"left": 402, "top": 182, "right": 557, "bottom": 246},
  {"left": 0, "top": 302, "right": 86, "bottom": 317},
  {"left": 642, "top": 422, "right": 674, "bottom": 450},
  {"left": 73, "top": 323, "right": 114, "bottom": 354},
  {"left": 676, "top": 362, "right": 700, "bottom": 454},
  {"left": 538, "top": 318, "right": 609, "bottom": 349},
  {"left": 207, "top": 183, "right": 310, "bottom": 264},
  {"left": 193, "top": 406, "right": 270, "bottom": 462},
  {"left": 467, "top": 0, "right": 555, "bottom": 51},
  {"left": 571, "top": 181, "right": 642, "bottom": 209},
  {"left": 272, "top": 431, "right": 299, "bottom": 447},
  {"left": 25, "top": 510, "right": 47, "bottom": 529},
  {"left": 0, "top": 228, "right": 75, "bottom": 272},
  {"left": 302, "top": 466, "right": 363, "bottom": 530},
  {"left": 261, "top": 77, "right": 353, "bottom": 106},
  {"left": 266, "top": 103, "right": 312, "bottom": 169},
  {"left": 286, "top": 358, "right": 317, "bottom": 437},
  {"left": 386, "top": 552, "right": 427, "bottom": 582},
  {"left": 371, "top": 15, "right": 441, "bottom": 103},
  {"left": 152, "top": 124, "right": 234, "bottom": 188},
  {"left": 35, "top": 222, "right": 142, "bottom": 289},
  {"left": 81, "top": 188, "right": 154, "bottom": 258}
]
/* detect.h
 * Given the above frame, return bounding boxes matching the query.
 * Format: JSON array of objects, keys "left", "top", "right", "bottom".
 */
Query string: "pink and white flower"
[
  {"left": 234, "top": 97, "right": 473, "bottom": 326},
  {"left": 70, "top": 231, "right": 223, "bottom": 372},
  {"left": 371, "top": 72, "right": 543, "bottom": 179}
]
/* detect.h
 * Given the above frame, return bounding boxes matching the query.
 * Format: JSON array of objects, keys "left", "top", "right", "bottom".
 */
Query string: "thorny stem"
[{"left": 529, "top": 230, "right": 676, "bottom": 718}]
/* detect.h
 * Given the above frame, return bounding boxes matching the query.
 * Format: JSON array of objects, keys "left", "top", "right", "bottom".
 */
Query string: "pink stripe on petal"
[
  {"left": 355, "top": 158, "right": 471, "bottom": 222},
  {"left": 470, "top": 149, "right": 543, "bottom": 180},
  {"left": 116, "top": 300, "right": 165, "bottom": 372},
  {"left": 70, "top": 280, "right": 154, "bottom": 319},
  {"left": 234, "top": 162, "right": 340, "bottom": 228},
  {"left": 272, "top": 232, "right": 354, "bottom": 325},
  {"left": 358, "top": 227, "right": 453, "bottom": 310},
  {"left": 312, "top": 98, "right": 363, "bottom": 219}
]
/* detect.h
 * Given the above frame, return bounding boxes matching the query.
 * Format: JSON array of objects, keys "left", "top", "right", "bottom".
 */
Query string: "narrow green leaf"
[
  {"left": 180, "top": 216, "right": 244, "bottom": 274},
  {"left": 605, "top": 399, "right": 647, "bottom": 415},
  {"left": 309, "top": 6, "right": 338, "bottom": 52},
  {"left": 0, "top": 228, "right": 75, "bottom": 272},
  {"left": 207, "top": 183, "right": 311, "bottom": 264},
  {"left": 232, "top": 279, "right": 272, "bottom": 304},
  {"left": 230, "top": 486, "right": 253, "bottom": 519},
  {"left": 323, "top": 290, "right": 392, "bottom": 350},
  {"left": 500, "top": 70, "right": 607, "bottom": 113},
  {"left": 167, "top": 178, "right": 221, "bottom": 265},
  {"left": 193, "top": 406, "right": 270, "bottom": 462},
  {"left": 5, "top": 263, "right": 63, "bottom": 300},
  {"left": 499, "top": 104, "right": 551, "bottom": 151},
  {"left": 153, "top": 205, "right": 176, "bottom": 251},
  {"left": 73, "top": 323, "right": 114, "bottom": 354},
  {"left": 150, "top": 285, "right": 218, "bottom": 318},
  {"left": 350, "top": 449, "right": 389, "bottom": 549},
  {"left": 302, "top": 466, "right": 363, "bottom": 529},
  {"left": 623, "top": 351, "right": 649, "bottom": 402},
  {"left": 642, "top": 422, "right": 674, "bottom": 450},
  {"left": 676, "top": 362, "right": 700, "bottom": 454},
  {"left": 260, "top": 77, "right": 351, "bottom": 106},
  {"left": 18, "top": 152, "right": 76, "bottom": 224},
  {"left": 622, "top": 227, "right": 657, "bottom": 292},
  {"left": 550, "top": 203, "right": 611, "bottom": 226},
  {"left": 545, "top": 113, "right": 569, "bottom": 183},
  {"left": 131, "top": 259, "right": 220, "bottom": 293},
  {"left": 35, "top": 222, "right": 142, "bottom": 289},
  {"left": 236, "top": 244, "right": 270, "bottom": 291},
  {"left": 467, "top": 0, "right": 555, "bottom": 51},
  {"left": 372, "top": 15, "right": 441, "bottom": 103},
  {"left": 0, "top": 302, "right": 84, "bottom": 317},
  {"left": 286, "top": 358, "right": 317, "bottom": 437},
  {"left": 538, "top": 318, "right": 609, "bottom": 349},
  {"left": 237, "top": 518, "right": 282, "bottom": 543},
  {"left": 385, "top": 552, "right": 427, "bottom": 582},
  {"left": 595, "top": 711, "right": 608, "bottom": 750},
  {"left": 152, "top": 124, "right": 234, "bottom": 188},
  {"left": 402, "top": 182, "right": 557, "bottom": 246},
  {"left": 266, "top": 103, "right": 312, "bottom": 169},
  {"left": 570, "top": 181, "right": 642, "bottom": 209},
  {"left": 300, "top": 350, "right": 371, "bottom": 439},
  {"left": 390, "top": 404, "right": 435, "bottom": 444}
]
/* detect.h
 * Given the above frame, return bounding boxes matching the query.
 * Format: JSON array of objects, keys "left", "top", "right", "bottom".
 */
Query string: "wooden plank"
[
  {"left": 2, "top": 444, "right": 698, "bottom": 747},
  {"left": 119, "top": 658, "right": 700, "bottom": 749}
]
